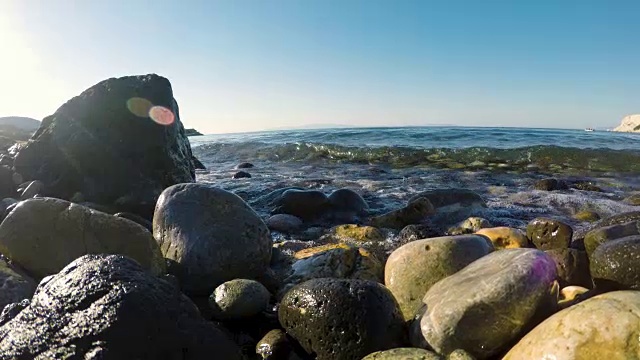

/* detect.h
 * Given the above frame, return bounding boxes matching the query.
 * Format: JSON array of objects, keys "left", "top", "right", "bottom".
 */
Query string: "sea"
[{"left": 190, "top": 126, "right": 640, "bottom": 236}]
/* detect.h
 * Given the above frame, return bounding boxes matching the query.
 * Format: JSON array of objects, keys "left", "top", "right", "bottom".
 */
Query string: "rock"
[
  {"left": 19, "top": 180, "right": 43, "bottom": 199},
  {"left": 408, "top": 189, "right": 486, "bottom": 224},
  {"left": 411, "top": 249, "right": 557, "bottom": 359},
  {"left": 0, "top": 198, "right": 165, "bottom": 279},
  {"left": 447, "top": 217, "right": 492, "bottom": 235},
  {"left": 0, "top": 166, "right": 16, "bottom": 199},
  {"left": 362, "top": 348, "right": 443, "bottom": 359},
  {"left": 533, "top": 178, "right": 568, "bottom": 191},
  {"left": 153, "top": 184, "right": 271, "bottom": 295},
  {"left": 447, "top": 349, "right": 476, "bottom": 360},
  {"left": 114, "top": 211, "right": 153, "bottom": 231},
  {"left": 256, "top": 329, "right": 292, "bottom": 360},
  {"left": 526, "top": 218, "right": 573, "bottom": 250},
  {"left": 192, "top": 156, "right": 206, "bottom": 169},
  {"left": 570, "top": 181, "right": 602, "bottom": 192},
  {"left": 558, "top": 286, "right": 590, "bottom": 309},
  {"left": 545, "top": 247, "right": 592, "bottom": 288},
  {"left": 267, "top": 214, "right": 303, "bottom": 233},
  {"left": 590, "top": 235, "right": 640, "bottom": 290},
  {"left": 503, "top": 291, "right": 640, "bottom": 359},
  {"left": 385, "top": 235, "right": 494, "bottom": 320},
  {"left": 397, "top": 224, "right": 441, "bottom": 244},
  {"left": 279, "top": 278, "right": 406, "bottom": 360},
  {"left": 233, "top": 171, "right": 252, "bottom": 179},
  {"left": 573, "top": 210, "right": 600, "bottom": 222},
  {"left": 284, "top": 244, "right": 383, "bottom": 292},
  {"left": 13, "top": 74, "right": 195, "bottom": 218},
  {"left": 368, "top": 197, "right": 435, "bottom": 230},
  {"left": 271, "top": 189, "right": 330, "bottom": 221},
  {"left": 0, "top": 254, "right": 241, "bottom": 359},
  {"left": 184, "top": 128, "right": 203, "bottom": 136},
  {"left": 327, "top": 224, "right": 386, "bottom": 243},
  {"left": 475, "top": 227, "right": 529, "bottom": 249},
  {"left": 327, "top": 188, "right": 369, "bottom": 214},
  {"left": 236, "top": 162, "right": 254, "bottom": 169},
  {"left": 0, "top": 259, "right": 36, "bottom": 311},
  {"left": 209, "top": 279, "right": 271, "bottom": 320},
  {"left": 624, "top": 193, "right": 640, "bottom": 206},
  {"left": 613, "top": 113, "right": 640, "bottom": 133},
  {"left": 584, "top": 221, "right": 640, "bottom": 256},
  {"left": 588, "top": 211, "right": 640, "bottom": 230},
  {"left": 0, "top": 198, "right": 17, "bottom": 221}
]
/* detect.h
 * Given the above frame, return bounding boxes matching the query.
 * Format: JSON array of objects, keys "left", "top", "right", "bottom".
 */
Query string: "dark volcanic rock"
[
  {"left": 328, "top": 188, "right": 369, "bottom": 214},
  {"left": 236, "top": 162, "right": 254, "bottom": 169},
  {"left": 192, "top": 156, "right": 206, "bottom": 170},
  {"left": 233, "top": 171, "right": 252, "bottom": 179},
  {"left": 153, "top": 184, "right": 271, "bottom": 295},
  {"left": 590, "top": 235, "right": 640, "bottom": 290},
  {"left": 397, "top": 224, "right": 442, "bottom": 245},
  {"left": 0, "top": 254, "right": 241, "bottom": 359},
  {"left": 526, "top": 218, "right": 573, "bottom": 250},
  {"left": 271, "top": 189, "right": 330, "bottom": 221},
  {"left": 279, "top": 278, "right": 406, "bottom": 360},
  {"left": 533, "top": 178, "right": 568, "bottom": 191},
  {"left": 13, "top": 74, "right": 195, "bottom": 218}
]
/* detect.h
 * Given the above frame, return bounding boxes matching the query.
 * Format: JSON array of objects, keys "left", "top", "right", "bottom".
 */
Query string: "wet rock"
[
  {"left": 0, "top": 198, "right": 17, "bottom": 221},
  {"left": 587, "top": 211, "right": 640, "bottom": 231},
  {"left": 256, "top": 329, "right": 292, "bottom": 360},
  {"left": 267, "top": 214, "right": 303, "bottom": 233},
  {"left": 385, "top": 235, "right": 493, "bottom": 320},
  {"left": 503, "top": 291, "right": 640, "bottom": 359},
  {"left": 279, "top": 278, "right": 406, "bottom": 360},
  {"left": 583, "top": 221, "right": 640, "bottom": 256},
  {"left": 0, "top": 259, "right": 36, "bottom": 311},
  {"left": 590, "top": 235, "right": 640, "bottom": 290},
  {"left": 0, "top": 254, "right": 241, "bottom": 359},
  {"left": 368, "top": 197, "right": 435, "bottom": 230},
  {"left": 533, "top": 178, "right": 568, "bottom": 191},
  {"left": 447, "top": 349, "right": 476, "bottom": 360},
  {"left": 209, "top": 279, "right": 271, "bottom": 320},
  {"left": 570, "top": 181, "right": 602, "bottom": 192},
  {"left": 573, "top": 210, "right": 600, "bottom": 222},
  {"left": 411, "top": 249, "right": 557, "bottom": 359},
  {"left": 114, "top": 211, "right": 153, "bottom": 231},
  {"left": 153, "top": 184, "right": 271, "bottom": 295},
  {"left": 19, "top": 180, "right": 43, "bottom": 199},
  {"left": 271, "top": 189, "right": 330, "bottom": 221},
  {"left": 408, "top": 189, "right": 486, "bottom": 224},
  {"left": 0, "top": 198, "right": 165, "bottom": 279},
  {"left": 236, "top": 162, "right": 254, "bottom": 169},
  {"left": 447, "top": 217, "right": 492, "bottom": 235},
  {"left": 475, "top": 227, "right": 529, "bottom": 249},
  {"left": 233, "top": 171, "right": 252, "bottom": 179},
  {"left": 283, "top": 244, "right": 383, "bottom": 296},
  {"left": 327, "top": 188, "right": 369, "bottom": 214},
  {"left": 362, "top": 348, "right": 443, "bottom": 359},
  {"left": 624, "top": 193, "right": 640, "bottom": 206},
  {"left": 13, "top": 74, "right": 195, "bottom": 219},
  {"left": 397, "top": 224, "right": 441, "bottom": 245},
  {"left": 527, "top": 218, "right": 573, "bottom": 250},
  {"left": 0, "top": 166, "right": 16, "bottom": 199},
  {"left": 558, "top": 286, "right": 590, "bottom": 309},
  {"left": 327, "top": 224, "right": 385, "bottom": 243},
  {"left": 544, "top": 248, "right": 592, "bottom": 288},
  {"left": 192, "top": 156, "right": 206, "bottom": 169}
]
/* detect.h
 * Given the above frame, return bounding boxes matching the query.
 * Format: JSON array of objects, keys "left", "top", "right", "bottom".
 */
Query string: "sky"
[{"left": 0, "top": 0, "right": 639, "bottom": 134}]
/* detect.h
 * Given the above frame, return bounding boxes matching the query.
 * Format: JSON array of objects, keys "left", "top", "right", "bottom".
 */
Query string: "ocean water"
[{"left": 191, "top": 127, "right": 640, "bottom": 237}]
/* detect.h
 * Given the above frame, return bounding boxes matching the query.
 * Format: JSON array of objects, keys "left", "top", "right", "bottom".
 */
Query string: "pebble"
[
  {"left": 475, "top": 227, "right": 529, "bottom": 249},
  {"left": 527, "top": 218, "right": 573, "bottom": 250},
  {"left": 209, "top": 279, "right": 271, "bottom": 320}
]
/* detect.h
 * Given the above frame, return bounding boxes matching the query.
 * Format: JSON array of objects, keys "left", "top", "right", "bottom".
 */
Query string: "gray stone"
[
  {"left": 584, "top": 221, "right": 640, "bottom": 256},
  {"left": 267, "top": 214, "right": 303, "bottom": 233},
  {"left": 545, "top": 248, "right": 592, "bottom": 288},
  {"left": 19, "top": 180, "right": 43, "bottom": 199},
  {"left": 590, "top": 235, "right": 640, "bottom": 290},
  {"left": 0, "top": 198, "right": 165, "bottom": 280},
  {"left": 0, "top": 259, "right": 36, "bottom": 311},
  {"left": 369, "top": 197, "right": 435, "bottom": 230},
  {"left": 271, "top": 189, "right": 330, "bottom": 221},
  {"left": 209, "top": 279, "right": 271, "bottom": 320},
  {"left": 362, "top": 348, "right": 443, "bottom": 359},
  {"left": 447, "top": 217, "right": 492, "bottom": 235},
  {"left": 385, "top": 235, "right": 494, "bottom": 320},
  {"left": 328, "top": 188, "right": 369, "bottom": 214},
  {"left": 408, "top": 189, "right": 486, "bottom": 226},
  {"left": 153, "top": 184, "right": 271, "bottom": 295},
  {"left": 278, "top": 278, "right": 406, "bottom": 360},
  {"left": 411, "top": 248, "right": 557, "bottom": 359},
  {"left": 0, "top": 254, "right": 241, "bottom": 359},
  {"left": 526, "top": 218, "right": 573, "bottom": 250},
  {"left": 503, "top": 291, "right": 640, "bottom": 359}
]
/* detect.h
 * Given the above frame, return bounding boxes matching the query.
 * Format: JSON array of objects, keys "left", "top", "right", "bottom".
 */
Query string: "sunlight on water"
[{"left": 126, "top": 97, "right": 175, "bottom": 125}]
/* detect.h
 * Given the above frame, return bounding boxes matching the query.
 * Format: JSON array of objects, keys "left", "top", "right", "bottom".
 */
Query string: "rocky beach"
[{"left": 0, "top": 74, "right": 638, "bottom": 359}]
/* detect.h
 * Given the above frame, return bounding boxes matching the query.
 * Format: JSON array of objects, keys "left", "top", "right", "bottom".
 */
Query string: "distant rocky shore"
[
  {"left": 613, "top": 114, "right": 640, "bottom": 133},
  {"left": 185, "top": 128, "right": 204, "bottom": 136},
  {"left": 0, "top": 74, "right": 637, "bottom": 359}
]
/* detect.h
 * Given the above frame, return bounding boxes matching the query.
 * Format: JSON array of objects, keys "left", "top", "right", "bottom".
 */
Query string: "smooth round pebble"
[{"left": 209, "top": 279, "right": 271, "bottom": 320}]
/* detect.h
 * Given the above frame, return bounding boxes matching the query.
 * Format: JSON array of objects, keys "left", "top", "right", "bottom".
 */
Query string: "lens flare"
[
  {"left": 149, "top": 106, "right": 175, "bottom": 125},
  {"left": 126, "top": 97, "right": 153, "bottom": 118}
]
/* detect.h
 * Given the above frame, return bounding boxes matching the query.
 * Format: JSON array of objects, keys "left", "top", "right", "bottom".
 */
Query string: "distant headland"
[{"left": 613, "top": 114, "right": 640, "bottom": 133}]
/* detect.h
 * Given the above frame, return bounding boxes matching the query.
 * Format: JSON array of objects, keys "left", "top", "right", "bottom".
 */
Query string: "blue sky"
[{"left": 1, "top": 0, "right": 639, "bottom": 133}]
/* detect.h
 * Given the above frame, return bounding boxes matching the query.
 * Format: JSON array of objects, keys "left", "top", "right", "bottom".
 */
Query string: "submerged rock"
[
  {"left": 503, "top": 291, "right": 640, "bottom": 359},
  {"left": 527, "top": 218, "right": 573, "bottom": 250},
  {"left": 385, "top": 235, "right": 493, "bottom": 320},
  {"left": 408, "top": 189, "right": 486, "bottom": 224},
  {"left": 278, "top": 278, "right": 406, "bottom": 360},
  {"left": 232, "top": 170, "right": 252, "bottom": 179},
  {"left": 0, "top": 198, "right": 165, "bottom": 279},
  {"left": 590, "top": 235, "right": 640, "bottom": 290},
  {"left": 533, "top": 178, "right": 568, "bottom": 191},
  {"left": 153, "top": 184, "right": 271, "bottom": 295},
  {"left": 0, "top": 254, "right": 241, "bottom": 359},
  {"left": 369, "top": 197, "right": 435, "bottom": 230},
  {"left": 13, "top": 74, "right": 195, "bottom": 218},
  {"left": 411, "top": 249, "right": 557, "bottom": 359}
]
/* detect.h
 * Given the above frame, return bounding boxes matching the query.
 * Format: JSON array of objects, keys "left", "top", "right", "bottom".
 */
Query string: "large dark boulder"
[
  {"left": 0, "top": 254, "right": 241, "bottom": 359},
  {"left": 13, "top": 74, "right": 195, "bottom": 218}
]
